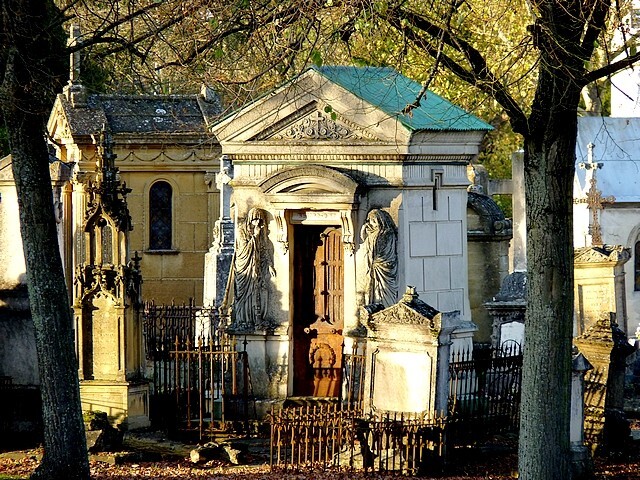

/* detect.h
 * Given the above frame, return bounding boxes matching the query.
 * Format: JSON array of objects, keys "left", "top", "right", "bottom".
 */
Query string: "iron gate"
[{"left": 142, "top": 301, "right": 254, "bottom": 439}]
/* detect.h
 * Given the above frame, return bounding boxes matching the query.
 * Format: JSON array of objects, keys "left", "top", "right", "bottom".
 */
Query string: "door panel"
[{"left": 292, "top": 225, "right": 344, "bottom": 397}]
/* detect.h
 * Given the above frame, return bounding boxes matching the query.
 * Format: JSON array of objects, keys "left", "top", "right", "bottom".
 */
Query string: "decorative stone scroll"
[
  {"left": 273, "top": 210, "right": 289, "bottom": 253},
  {"left": 340, "top": 210, "right": 356, "bottom": 254}
]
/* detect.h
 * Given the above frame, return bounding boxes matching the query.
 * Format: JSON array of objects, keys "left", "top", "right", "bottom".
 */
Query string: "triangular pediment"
[
  {"left": 212, "top": 69, "right": 411, "bottom": 147},
  {"left": 574, "top": 245, "right": 630, "bottom": 265},
  {"left": 212, "top": 67, "right": 492, "bottom": 160}
]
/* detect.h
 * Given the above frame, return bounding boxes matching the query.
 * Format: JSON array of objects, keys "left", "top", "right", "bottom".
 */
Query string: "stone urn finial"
[{"left": 402, "top": 285, "right": 418, "bottom": 305}]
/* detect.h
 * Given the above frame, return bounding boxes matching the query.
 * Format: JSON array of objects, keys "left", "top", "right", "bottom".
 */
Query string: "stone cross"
[
  {"left": 64, "top": 24, "right": 87, "bottom": 107},
  {"left": 576, "top": 143, "right": 615, "bottom": 246}
]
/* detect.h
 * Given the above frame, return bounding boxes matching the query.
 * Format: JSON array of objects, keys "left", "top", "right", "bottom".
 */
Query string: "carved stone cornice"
[{"left": 229, "top": 153, "right": 471, "bottom": 163}]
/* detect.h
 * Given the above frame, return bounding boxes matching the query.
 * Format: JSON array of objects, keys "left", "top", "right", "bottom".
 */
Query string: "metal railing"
[
  {"left": 270, "top": 403, "right": 447, "bottom": 474},
  {"left": 448, "top": 343, "right": 523, "bottom": 444},
  {"left": 142, "top": 300, "right": 226, "bottom": 360},
  {"left": 342, "top": 339, "right": 366, "bottom": 411},
  {"left": 270, "top": 343, "right": 524, "bottom": 474},
  {"left": 142, "top": 302, "right": 254, "bottom": 438}
]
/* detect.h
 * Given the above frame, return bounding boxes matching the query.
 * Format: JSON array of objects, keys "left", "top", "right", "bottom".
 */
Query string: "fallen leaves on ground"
[
  {"left": 0, "top": 450, "right": 517, "bottom": 480},
  {"left": 2, "top": 444, "right": 640, "bottom": 479}
]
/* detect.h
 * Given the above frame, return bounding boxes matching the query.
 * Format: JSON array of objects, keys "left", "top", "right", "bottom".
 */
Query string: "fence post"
[{"left": 570, "top": 352, "right": 594, "bottom": 480}]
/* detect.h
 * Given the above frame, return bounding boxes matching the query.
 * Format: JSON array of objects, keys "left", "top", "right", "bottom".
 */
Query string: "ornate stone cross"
[{"left": 575, "top": 143, "right": 615, "bottom": 245}]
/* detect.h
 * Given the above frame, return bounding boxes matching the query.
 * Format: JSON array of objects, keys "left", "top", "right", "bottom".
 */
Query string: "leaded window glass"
[{"left": 149, "top": 181, "right": 172, "bottom": 250}]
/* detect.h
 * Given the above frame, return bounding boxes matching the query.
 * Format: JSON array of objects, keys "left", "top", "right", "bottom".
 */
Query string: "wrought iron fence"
[
  {"left": 142, "top": 300, "right": 225, "bottom": 360},
  {"left": 342, "top": 339, "right": 366, "bottom": 411},
  {"left": 269, "top": 343, "right": 524, "bottom": 474},
  {"left": 148, "top": 337, "right": 254, "bottom": 439},
  {"left": 447, "top": 343, "right": 523, "bottom": 444},
  {"left": 142, "top": 302, "right": 254, "bottom": 438},
  {"left": 270, "top": 404, "right": 446, "bottom": 474}
]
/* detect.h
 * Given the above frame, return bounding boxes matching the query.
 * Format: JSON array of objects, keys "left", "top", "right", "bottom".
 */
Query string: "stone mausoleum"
[{"left": 205, "top": 66, "right": 491, "bottom": 408}]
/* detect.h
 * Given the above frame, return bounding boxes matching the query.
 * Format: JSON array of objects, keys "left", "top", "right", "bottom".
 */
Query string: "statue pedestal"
[{"left": 79, "top": 381, "right": 150, "bottom": 429}]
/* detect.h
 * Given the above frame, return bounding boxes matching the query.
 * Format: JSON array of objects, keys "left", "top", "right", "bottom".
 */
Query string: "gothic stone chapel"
[{"left": 207, "top": 66, "right": 492, "bottom": 407}]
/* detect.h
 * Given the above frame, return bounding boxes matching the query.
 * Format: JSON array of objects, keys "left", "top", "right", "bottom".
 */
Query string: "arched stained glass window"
[{"left": 149, "top": 181, "right": 172, "bottom": 250}]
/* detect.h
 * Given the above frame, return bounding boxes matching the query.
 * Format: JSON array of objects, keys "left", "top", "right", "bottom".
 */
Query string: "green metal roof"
[{"left": 314, "top": 65, "right": 493, "bottom": 132}]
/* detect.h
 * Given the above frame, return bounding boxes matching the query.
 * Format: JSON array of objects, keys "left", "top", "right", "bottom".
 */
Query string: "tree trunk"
[
  {"left": 518, "top": 71, "right": 581, "bottom": 480},
  {"left": 0, "top": 1, "right": 90, "bottom": 479}
]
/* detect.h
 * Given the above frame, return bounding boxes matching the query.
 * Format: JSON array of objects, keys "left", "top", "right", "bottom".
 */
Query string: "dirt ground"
[{"left": 3, "top": 432, "right": 640, "bottom": 480}]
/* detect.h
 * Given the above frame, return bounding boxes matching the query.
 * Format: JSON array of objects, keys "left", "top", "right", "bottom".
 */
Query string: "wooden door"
[{"left": 292, "top": 225, "right": 344, "bottom": 397}]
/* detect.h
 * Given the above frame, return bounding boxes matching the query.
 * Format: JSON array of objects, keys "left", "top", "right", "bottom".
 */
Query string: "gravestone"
[
  {"left": 574, "top": 245, "right": 630, "bottom": 336},
  {"left": 574, "top": 315, "right": 635, "bottom": 453},
  {"left": 73, "top": 129, "right": 148, "bottom": 429},
  {"left": 360, "top": 286, "right": 465, "bottom": 416},
  {"left": 485, "top": 271, "right": 527, "bottom": 349}
]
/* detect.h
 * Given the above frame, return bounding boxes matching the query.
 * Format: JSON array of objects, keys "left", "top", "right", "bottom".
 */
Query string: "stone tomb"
[
  {"left": 485, "top": 271, "right": 527, "bottom": 349},
  {"left": 574, "top": 245, "right": 630, "bottom": 336},
  {"left": 207, "top": 66, "right": 491, "bottom": 408},
  {"left": 574, "top": 315, "right": 635, "bottom": 452},
  {"left": 360, "top": 287, "right": 461, "bottom": 415}
]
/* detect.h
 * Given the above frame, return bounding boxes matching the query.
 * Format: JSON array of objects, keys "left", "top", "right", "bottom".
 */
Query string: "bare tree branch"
[
  {"left": 388, "top": 5, "right": 529, "bottom": 136},
  {"left": 583, "top": 48, "right": 640, "bottom": 84}
]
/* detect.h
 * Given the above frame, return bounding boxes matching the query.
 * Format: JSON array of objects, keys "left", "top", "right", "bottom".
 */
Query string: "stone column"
[
  {"left": 511, "top": 151, "right": 526, "bottom": 272},
  {"left": 203, "top": 155, "right": 235, "bottom": 309},
  {"left": 570, "top": 352, "right": 593, "bottom": 480}
]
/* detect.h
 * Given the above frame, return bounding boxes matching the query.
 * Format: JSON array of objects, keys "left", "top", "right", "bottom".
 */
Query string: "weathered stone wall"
[
  {"left": 468, "top": 240, "right": 510, "bottom": 341},
  {"left": 0, "top": 286, "right": 38, "bottom": 386},
  {"left": 466, "top": 192, "right": 512, "bottom": 342},
  {"left": 121, "top": 164, "right": 220, "bottom": 303}
]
